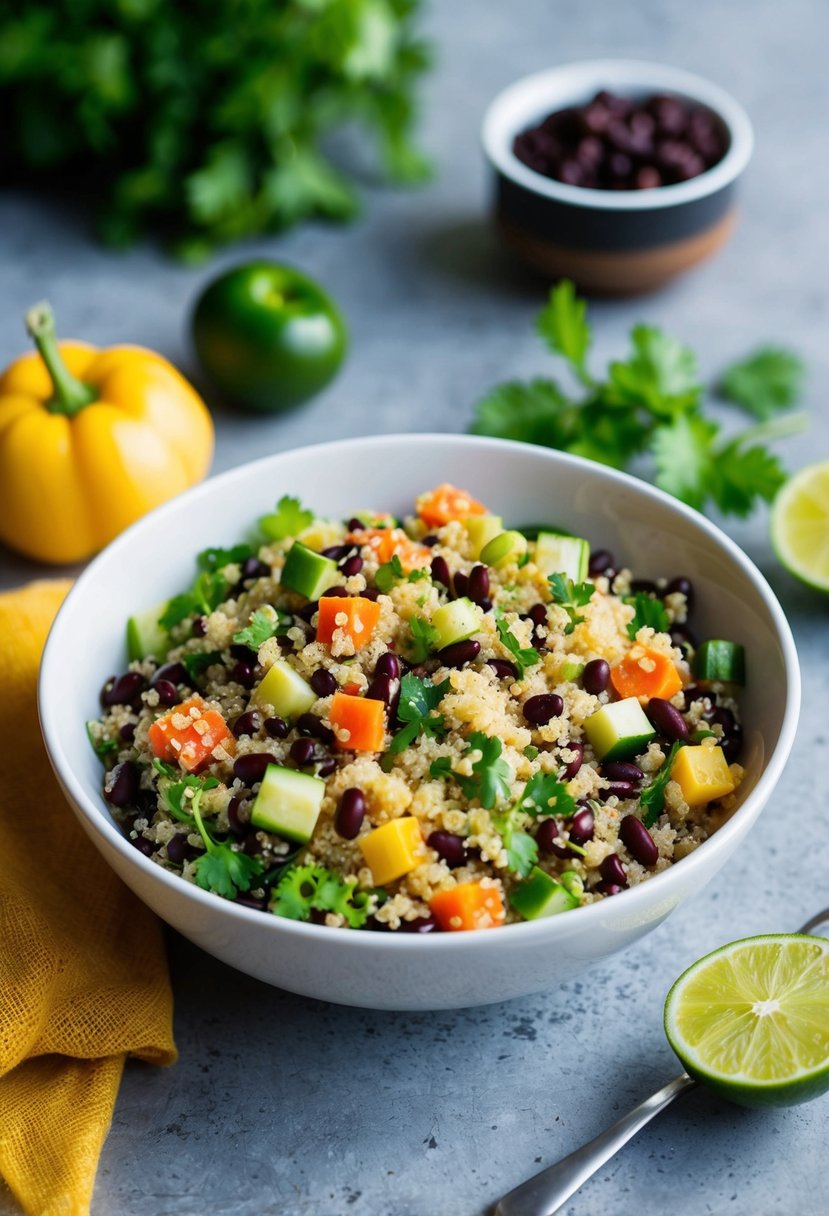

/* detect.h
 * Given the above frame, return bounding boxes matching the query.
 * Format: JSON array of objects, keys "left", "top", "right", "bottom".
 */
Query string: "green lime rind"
[
  {"left": 664, "top": 933, "right": 829, "bottom": 1109},
  {"left": 770, "top": 461, "right": 829, "bottom": 594}
]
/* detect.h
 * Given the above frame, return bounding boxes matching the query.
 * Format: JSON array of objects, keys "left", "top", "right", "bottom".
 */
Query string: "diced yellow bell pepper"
[
  {"left": 359, "top": 817, "right": 425, "bottom": 885},
  {"left": 671, "top": 744, "right": 735, "bottom": 807}
]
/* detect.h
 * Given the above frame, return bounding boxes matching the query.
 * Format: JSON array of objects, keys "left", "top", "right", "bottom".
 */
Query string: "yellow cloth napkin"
[{"left": 0, "top": 581, "right": 177, "bottom": 1216}]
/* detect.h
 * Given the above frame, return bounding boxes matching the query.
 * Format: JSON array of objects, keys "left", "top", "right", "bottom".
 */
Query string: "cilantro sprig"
[
  {"left": 640, "top": 742, "right": 684, "bottom": 827},
  {"left": 233, "top": 606, "right": 293, "bottom": 649},
  {"left": 625, "top": 591, "right": 670, "bottom": 641},
  {"left": 471, "top": 280, "right": 807, "bottom": 518},
  {"left": 547, "top": 574, "right": 594, "bottom": 635},
  {"left": 375, "top": 554, "right": 430, "bottom": 594},
  {"left": 406, "top": 616, "right": 441, "bottom": 663},
  {"left": 432, "top": 732, "right": 513, "bottom": 809},
  {"left": 271, "top": 864, "right": 373, "bottom": 928},
  {"left": 494, "top": 612, "right": 540, "bottom": 678},
  {"left": 495, "top": 772, "right": 575, "bottom": 876},
  {"left": 191, "top": 796, "right": 264, "bottom": 899},
  {"left": 388, "top": 674, "right": 449, "bottom": 756},
  {"left": 259, "top": 495, "right": 315, "bottom": 542}
]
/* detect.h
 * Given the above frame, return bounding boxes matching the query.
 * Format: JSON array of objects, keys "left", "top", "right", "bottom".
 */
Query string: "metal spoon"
[{"left": 493, "top": 906, "right": 829, "bottom": 1216}]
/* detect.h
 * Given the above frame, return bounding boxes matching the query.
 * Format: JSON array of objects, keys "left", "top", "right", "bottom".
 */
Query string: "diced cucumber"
[
  {"left": 509, "top": 866, "right": 580, "bottom": 920},
  {"left": 126, "top": 602, "right": 169, "bottom": 661},
  {"left": 533, "top": 532, "right": 589, "bottom": 581},
  {"left": 584, "top": 697, "right": 656, "bottom": 761},
  {"left": 251, "top": 659, "right": 317, "bottom": 719},
  {"left": 464, "top": 514, "right": 503, "bottom": 559},
  {"left": 432, "top": 598, "right": 484, "bottom": 650},
  {"left": 480, "top": 530, "right": 528, "bottom": 568},
  {"left": 693, "top": 640, "right": 746, "bottom": 685},
  {"left": 281, "top": 541, "right": 339, "bottom": 599},
  {"left": 250, "top": 764, "right": 325, "bottom": 843}
]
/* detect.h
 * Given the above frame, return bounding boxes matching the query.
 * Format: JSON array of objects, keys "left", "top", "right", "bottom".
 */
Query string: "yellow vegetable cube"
[
  {"left": 359, "top": 817, "right": 425, "bottom": 885},
  {"left": 671, "top": 744, "right": 735, "bottom": 807}
]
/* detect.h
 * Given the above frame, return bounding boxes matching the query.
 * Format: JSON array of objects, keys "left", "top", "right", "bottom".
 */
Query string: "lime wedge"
[
  {"left": 664, "top": 934, "right": 829, "bottom": 1108},
  {"left": 770, "top": 461, "right": 829, "bottom": 593}
]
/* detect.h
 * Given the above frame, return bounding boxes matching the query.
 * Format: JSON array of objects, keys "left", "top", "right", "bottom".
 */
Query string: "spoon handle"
[{"left": 493, "top": 1072, "right": 697, "bottom": 1216}]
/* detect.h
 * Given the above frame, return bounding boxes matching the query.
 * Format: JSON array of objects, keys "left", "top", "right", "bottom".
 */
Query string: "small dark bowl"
[{"left": 482, "top": 59, "right": 753, "bottom": 295}]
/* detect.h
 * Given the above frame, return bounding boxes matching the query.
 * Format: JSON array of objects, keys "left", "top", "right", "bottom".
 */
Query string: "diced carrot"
[
  {"left": 316, "top": 595, "right": 381, "bottom": 651},
  {"left": 329, "top": 692, "right": 386, "bottom": 752},
  {"left": 148, "top": 695, "right": 233, "bottom": 772},
  {"left": 416, "top": 484, "right": 487, "bottom": 529},
  {"left": 346, "top": 527, "right": 431, "bottom": 572},
  {"left": 430, "top": 882, "right": 506, "bottom": 931},
  {"left": 610, "top": 644, "right": 683, "bottom": 702},
  {"left": 342, "top": 682, "right": 362, "bottom": 696}
]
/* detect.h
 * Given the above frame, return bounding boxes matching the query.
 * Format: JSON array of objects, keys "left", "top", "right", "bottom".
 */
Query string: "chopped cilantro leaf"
[
  {"left": 191, "top": 797, "right": 263, "bottom": 898},
  {"left": 158, "top": 593, "right": 199, "bottom": 632},
  {"left": 259, "top": 495, "right": 315, "bottom": 541},
  {"left": 154, "top": 763, "right": 219, "bottom": 824},
  {"left": 375, "top": 554, "right": 405, "bottom": 594},
  {"left": 536, "top": 279, "right": 593, "bottom": 387},
  {"left": 625, "top": 591, "right": 670, "bottom": 641},
  {"left": 500, "top": 826, "right": 538, "bottom": 878},
  {"left": 718, "top": 347, "right": 805, "bottom": 421},
  {"left": 388, "top": 674, "right": 449, "bottom": 756},
  {"left": 86, "top": 721, "right": 118, "bottom": 762},
  {"left": 182, "top": 651, "right": 223, "bottom": 682},
  {"left": 494, "top": 612, "right": 540, "bottom": 678},
  {"left": 547, "top": 574, "right": 593, "bottom": 635},
  {"left": 470, "top": 378, "right": 581, "bottom": 449},
  {"left": 608, "top": 325, "right": 700, "bottom": 419},
  {"left": 406, "top": 616, "right": 441, "bottom": 663},
  {"left": 520, "top": 771, "right": 575, "bottom": 820},
  {"left": 640, "top": 742, "right": 684, "bottom": 827},
  {"left": 233, "top": 606, "right": 292, "bottom": 649},
  {"left": 429, "top": 756, "right": 453, "bottom": 780},
  {"left": 456, "top": 732, "right": 513, "bottom": 810},
  {"left": 196, "top": 543, "right": 253, "bottom": 573},
  {"left": 270, "top": 864, "right": 372, "bottom": 928}
]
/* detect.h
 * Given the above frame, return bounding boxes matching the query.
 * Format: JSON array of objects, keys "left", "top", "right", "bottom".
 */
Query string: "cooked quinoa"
[{"left": 90, "top": 484, "right": 746, "bottom": 933}]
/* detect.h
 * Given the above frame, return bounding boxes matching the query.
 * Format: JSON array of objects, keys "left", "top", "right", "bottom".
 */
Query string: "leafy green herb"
[
  {"left": 375, "top": 554, "right": 429, "bottom": 593},
  {"left": 270, "top": 864, "right": 372, "bottom": 928},
  {"left": 86, "top": 721, "right": 118, "bottom": 762},
  {"left": 494, "top": 821, "right": 537, "bottom": 878},
  {"left": 388, "top": 674, "right": 449, "bottom": 755},
  {"left": 259, "top": 495, "right": 315, "bottom": 542},
  {"left": 406, "top": 616, "right": 441, "bottom": 663},
  {"left": 640, "top": 742, "right": 684, "bottom": 827},
  {"left": 182, "top": 651, "right": 223, "bottom": 682},
  {"left": 547, "top": 574, "right": 594, "bottom": 635},
  {"left": 523, "top": 745, "right": 539, "bottom": 761},
  {"left": 191, "top": 797, "right": 264, "bottom": 898},
  {"left": 718, "top": 348, "right": 805, "bottom": 421},
  {"left": 494, "top": 612, "right": 540, "bottom": 678},
  {"left": 455, "top": 732, "right": 513, "bottom": 810},
  {"left": 0, "top": 3, "right": 431, "bottom": 256},
  {"left": 154, "top": 761, "right": 219, "bottom": 825},
  {"left": 196, "top": 544, "right": 253, "bottom": 573},
  {"left": 625, "top": 591, "right": 670, "bottom": 641},
  {"left": 519, "top": 771, "right": 575, "bottom": 820},
  {"left": 158, "top": 569, "right": 231, "bottom": 632},
  {"left": 429, "top": 756, "right": 453, "bottom": 780},
  {"left": 470, "top": 280, "right": 806, "bottom": 518},
  {"left": 233, "top": 607, "right": 292, "bottom": 649}
]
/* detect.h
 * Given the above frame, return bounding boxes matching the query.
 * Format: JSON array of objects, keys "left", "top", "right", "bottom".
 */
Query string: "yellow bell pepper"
[
  {"left": 358, "top": 817, "right": 425, "bottom": 886},
  {"left": 0, "top": 302, "right": 214, "bottom": 563},
  {"left": 671, "top": 744, "right": 736, "bottom": 807}
]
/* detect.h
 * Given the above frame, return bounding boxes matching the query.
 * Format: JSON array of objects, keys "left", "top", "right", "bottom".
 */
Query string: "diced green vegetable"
[
  {"left": 431, "top": 598, "right": 484, "bottom": 650},
  {"left": 480, "top": 530, "right": 528, "bottom": 568},
  {"left": 584, "top": 697, "right": 656, "bottom": 761},
  {"left": 559, "top": 660, "right": 585, "bottom": 681},
  {"left": 509, "top": 866, "right": 580, "bottom": 919},
  {"left": 250, "top": 765, "right": 326, "bottom": 843},
  {"left": 251, "top": 659, "right": 317, "bottom": 719},
  {"left": 464, "top": 514, "right": 503, "bottom": 559},
  {"left": 280, "top": 541, "right": 339, "bottom": 599},
  {"left": 126, "top": 603, "right": 169, "bottom": 661},
  {"left": 693, "top": 639, "right": 746, "bottom": 685},
  {"left": 533, "top": 532, "right": 589, "bottom": 581}
]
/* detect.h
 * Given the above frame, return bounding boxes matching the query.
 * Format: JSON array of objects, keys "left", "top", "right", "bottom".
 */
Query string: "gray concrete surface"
[{"left": 2, "top": 1, "right": 828, "bottom": 1213}]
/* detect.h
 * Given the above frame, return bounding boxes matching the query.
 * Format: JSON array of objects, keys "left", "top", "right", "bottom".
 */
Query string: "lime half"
[
  {"left": 771, "top": 461, "right": 829, "bottom": 593},
  {"left": 664, "top": 934, "right": 829, "bottom": 1108}
]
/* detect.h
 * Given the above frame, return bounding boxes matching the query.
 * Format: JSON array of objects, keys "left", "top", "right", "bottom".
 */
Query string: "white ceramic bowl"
[{"left": 39, "top": 435, "right": 799, "bottom": 1010}]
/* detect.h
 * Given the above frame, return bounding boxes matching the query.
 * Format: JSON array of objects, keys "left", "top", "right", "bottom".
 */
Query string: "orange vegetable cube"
[
  {"left": 148, "top": 695, "right": 233, "bottom": 772},
  {"left": 416, "top": 484, "right": 487, "bottom": 528},
  {"left": 430, "top": 882, "right": 505, "bottom": 931},
  {"left": 611, "top": 644, "right": 683, "bottom": 702},
  {"left": 359, "top": 817, "right": 425, "bottom": 885},
  {"left": 316, "top": 595, "right": 381, "bottom": 651},
  {"left": 346, "top": 527, "right": 431, "bottom": 572},
  {"left": 329, "top": 692, "right": 385, "bottom": 752}
]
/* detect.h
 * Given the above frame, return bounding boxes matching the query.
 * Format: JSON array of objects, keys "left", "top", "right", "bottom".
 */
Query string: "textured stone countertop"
[{"left": 1, "top": 1, "right": 827, "bottom": 1213}]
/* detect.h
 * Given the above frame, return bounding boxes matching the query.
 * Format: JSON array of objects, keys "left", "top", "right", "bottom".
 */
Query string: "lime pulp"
[{"left": 770, "top": 460, "right": 829, "bottom": 593}]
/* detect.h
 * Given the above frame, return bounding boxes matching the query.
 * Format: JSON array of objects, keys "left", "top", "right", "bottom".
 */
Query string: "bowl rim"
[
  {"left": 481, "top": 58, "right": 754, "bottom": 212},
  {"left": 39, "top": 433, "right": 799, "bottom": 954}
]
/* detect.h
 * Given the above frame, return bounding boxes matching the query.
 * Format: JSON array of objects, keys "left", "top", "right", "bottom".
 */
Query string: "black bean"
[
  {"left": 340, "top": 555, "right": 364, "bottom": 577},
  {"left": 101, "top": 671, "right": 147, "bottom": 707},
  {"left": 560, "top": 742, "right": 584, "bottom": 781},
  {"left": 479, "top": 597, "right": 493, "bottom": 613},
  {"left": 720, "top": 730, "right": 743, "bottom": 762},
  {"left": 264, "top": 716, "right": 289, "bottom": 739},
  {"left": 375, "top": 652, "right": 401, "bottom": 680},
  {"left": 296, "top": 713, "right": 335, "bottom": 744},
  {"left": 365, "top": 674, "right": 394, "bottom": 706},
  {"left": 310, "top": 668, "right": 337, "bottom": 698},
  {"left": 601, "top": 760, "right": 644, "bottom": 784},
  {"left": 568, "top": 806, "right": 595, "bottom": 845},
  {"left": 467, "top": 564, "right": 491, "bottom": 606},
  {"left": 683, "top": 685, "right": 710, "bottom": 707},
  {"left": 528, "top": 602, "right": 547, "bottom": 626},
  {"left": 166, "top": 832, "right": 199, "bottom": 864},
  {"left": 232, "top": 710, "right": 262, "bottom": 739},
  {"left": 235, "top": 892, "right": 268, "bottom": 911},
  {"left": 227, "top": 795, "right": 248, "bottom": 836},
  {"left": 523, "top": 693, "right": 564, "bottom": 726},
  {"left": 709, "top": 706, "right": 736, "bottom": 733},
  {"left": 665, "top": 576, "right": 694, "bottom": 610},
  {"left": 588, "top": 549, "right": 615, "bottom": 577},
  {"left": 595, "top": 881, "right": 624, "bottom": 896},
  {"left": 670, "top": 625, "right": 698, "bottom": 655},
  {"left": 131, "top": 835, "right": 155, "bottom": 856},
  {"left": 230, "top": 643, "right": 257, "bottom": 662},
  {"left": 335, "top": 788, "right": 366, "bottom": 839},
  {"left": 323, "top": 585, "right": 349, "bottom": 598},
  {"left": 321, "top": 544, "right": 350, "bottom": 560},
  {"left": 232, "top": 753, "right": 277, "bottom": 785},
  {"left": 428, "top": 831, "right": 466, "bottom": 868},
  {"left": 630, "top": 578, "right": 658, "bottom": 596},
  {"left": 315, "top": 755, "right": 337, "bottom": 777},
  {"left": 488, "top": 659, "right": 518, "bottom": 680},
  {"left": 104, "top": 760, "right": 139, "bottom": 807},
  {"left": 399, "top": 916, "right": 439, "bottom": 933},
  {"left": 296, "top": 599, "right": 319, "bottom": 622},
  {"left": 422, "top": 535, "right": 439, "bottom": 547},
  {"left": 582, "top": 658, "right": 610, "bottom": 695},
  {"left": 153, "top": 661, "right": 189, "bottom": 688},
  {"left": 242, "top": 556, "right": 270, "bottom": 580},
  {"left": 361, "top": 587, "right": 380, "bottom": 602},
  {"left": 599, "top": 853, "right": 628, "bottom": 887},
  {"left": 231, "top": 661, "right": 257, "bottom": 690},
  {"left": 152, "top": 678, "right": 179, "bottom": 707},
  {"left": 452, "top": 571, "right": 468, "bottom": 598},
  {"left": 598, "top": 780, "right": 636, "bottom": 801},
  {"left": 620, "top": 816, "right": 659, "bottom": 867},
  {"left": 119, "top": 722, "right": 136, "bottom": 743},
  {"left": 438, "top": 639, "right": 481, "bottom": 667},
  {"left": 646, "top": 697, "right": 689, "bottom": 741},
  {"left": 535, "top": 819, "right": 570, "bottom": 859},
  {"left": 192, "top": 616, "right": 208, "bottom": 637},
  {"left": 289, "top": 738, "right": 315, "bottom": 767},
  {"left": 346, "top": 517, "right": 364, "bottom": 532}
]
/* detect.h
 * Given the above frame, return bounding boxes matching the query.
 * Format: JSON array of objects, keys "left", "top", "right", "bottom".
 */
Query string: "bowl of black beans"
[{"left": 482, "top": 59, "right": 753, "bottom": 295}]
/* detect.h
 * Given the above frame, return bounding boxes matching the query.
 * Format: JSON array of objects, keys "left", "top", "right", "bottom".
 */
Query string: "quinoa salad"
[{"left": 90, "top": 483, "right": 747, "bottom": 933}]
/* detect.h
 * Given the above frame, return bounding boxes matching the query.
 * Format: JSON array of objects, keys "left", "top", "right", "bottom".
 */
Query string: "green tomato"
[{"left": 191, "top": 261, "right": 347, "bottom": 413}]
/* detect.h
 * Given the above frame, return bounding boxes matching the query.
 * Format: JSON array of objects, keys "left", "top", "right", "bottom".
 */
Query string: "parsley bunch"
[
  {"left": 471, "top": 281, "right": 807, "bottom": 518},
  {"left": 271, "top": 864, "right": 373, "bottom": 928},
  {"left": 0, "top": 2, "right": 431, "bottom": 256}
]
